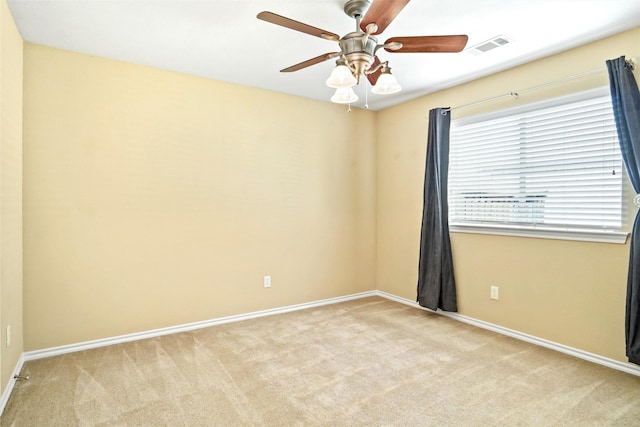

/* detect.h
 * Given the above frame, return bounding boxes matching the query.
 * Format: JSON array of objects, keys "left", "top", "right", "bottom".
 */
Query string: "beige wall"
[
  {"left": 22, "top": 44, "right": 377, "bottom": 350},
  {"left": 376, "top": 28, "right": 640, "bottom": 362},
  {"left": 0, "top": 0, "right": 23, "bottom": 395}
]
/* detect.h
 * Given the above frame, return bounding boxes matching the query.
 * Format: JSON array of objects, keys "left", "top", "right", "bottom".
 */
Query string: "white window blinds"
[{"left": 449, "top": 88, "right": 623, "bottom": 234}]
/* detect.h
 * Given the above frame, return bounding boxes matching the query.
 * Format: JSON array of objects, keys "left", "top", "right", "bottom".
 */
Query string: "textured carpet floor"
[{"left": 2, "top": 296, "right": 640, "bottom": 426}]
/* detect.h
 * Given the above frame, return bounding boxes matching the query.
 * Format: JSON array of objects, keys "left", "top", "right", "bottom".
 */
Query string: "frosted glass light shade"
[
  {"left": 371, "top": 72, "right": 401, "bottom": 94},
  {"left": 330, "top": 87, "right": 358, "bottom": 104},
  {"left": 326, "top": 65, "right": 357, "bottom": 88}
]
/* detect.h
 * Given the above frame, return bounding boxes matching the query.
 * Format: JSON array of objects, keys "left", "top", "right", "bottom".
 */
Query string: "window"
[{"left": 448, "top": 87, "right": 627, "bottom": 243}]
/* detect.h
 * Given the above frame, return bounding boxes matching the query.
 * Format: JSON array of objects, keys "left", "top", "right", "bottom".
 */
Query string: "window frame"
[{"left": 448, "top": 87, "right": 630, "bottom": 244}]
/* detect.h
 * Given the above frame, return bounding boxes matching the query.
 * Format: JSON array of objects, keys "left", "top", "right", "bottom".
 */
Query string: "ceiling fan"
[{"left": 257, "top": 0, "right": 468, "bottom": 104}]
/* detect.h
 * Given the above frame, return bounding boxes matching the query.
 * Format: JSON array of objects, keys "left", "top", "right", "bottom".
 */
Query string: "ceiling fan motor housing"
[{"left": 339, "top": 32, "right": 377, "bottom": 83}]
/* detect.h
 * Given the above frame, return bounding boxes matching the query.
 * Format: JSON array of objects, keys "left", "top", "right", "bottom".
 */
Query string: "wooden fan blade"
[
  {"left": 360, "top": 0, "right": 410, "bottom": 35},
  {"left": 257, "top": 11, "right": 340, "bottom": 41},
  {"left": 281, "top": 52, "right": 341, "bottom": 72},
  {"left": 366, "top": 56, "right": 382, "bottom": 86},
  {"left": 384, "top": 35, "right": 468, "bottom": 53}
]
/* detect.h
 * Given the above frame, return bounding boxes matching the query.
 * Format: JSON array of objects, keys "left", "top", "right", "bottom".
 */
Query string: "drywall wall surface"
[
  {"left": 23, "top": 44, "right": 377, "bottom": 350},
  {"left": 0, "top": 0, "right": 23, "bottom": 395},
  {"left": 376, "top": 28, "right": 640, "bottom": 362}
]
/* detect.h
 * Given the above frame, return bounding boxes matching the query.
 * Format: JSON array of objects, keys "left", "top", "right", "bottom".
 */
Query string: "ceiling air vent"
[{"left": 466, "top": 35, "right": 512, "bottom": 56}]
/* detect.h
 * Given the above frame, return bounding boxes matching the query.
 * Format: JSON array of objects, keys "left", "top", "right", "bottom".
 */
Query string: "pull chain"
[{"left": 365, "top": 79, "right": 369, "bottom": 109}]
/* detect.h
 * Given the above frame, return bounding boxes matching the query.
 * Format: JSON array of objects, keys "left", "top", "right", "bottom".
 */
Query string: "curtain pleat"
[
  {"left": 606, "top": 56, "right": 640, "bottom": 365},
  {"left": 417, "top": 108, "right": 457, "bottom": 312}
]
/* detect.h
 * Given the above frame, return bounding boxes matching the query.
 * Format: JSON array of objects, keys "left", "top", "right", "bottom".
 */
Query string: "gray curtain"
[
  {"left": 606, "top": 56, "right": 640, "bottom": 365},
  {"left": 417, "top": 108, "right": 457, "bottom": 311}
]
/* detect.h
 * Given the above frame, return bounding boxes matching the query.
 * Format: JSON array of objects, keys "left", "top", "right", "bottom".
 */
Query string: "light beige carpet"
[{"left": 2, "top": 296, "right": 640, "bottom": 426}]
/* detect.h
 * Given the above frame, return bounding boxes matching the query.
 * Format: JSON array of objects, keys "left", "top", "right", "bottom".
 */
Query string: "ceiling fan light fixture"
[
  {"left": 326, "top": 59, "right": 357, "bottom": 88},
  {"left": 331, "top": 87, "right": 359, "bottom": 104},
  {"left": 371, "top": 65, "right": 401, "bottom": 95}
]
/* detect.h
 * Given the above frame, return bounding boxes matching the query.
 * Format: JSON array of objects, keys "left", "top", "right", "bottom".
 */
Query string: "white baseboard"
[
  {"left": 375, "top": 290, "right": 640, "bottom": 377},
  {"left": 0, "top": 353, "right": 25, "bottom": 416},
  {"left": 3, "top": 288, "right": 639, "bottom": 416},
  {"left": 23, "top": 291, "right": 377, "bottom": 362}
]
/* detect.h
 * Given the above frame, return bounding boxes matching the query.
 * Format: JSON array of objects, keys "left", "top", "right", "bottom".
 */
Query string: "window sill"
[{"left": 449, "top": 224, "right": 629, "bottom": 244}]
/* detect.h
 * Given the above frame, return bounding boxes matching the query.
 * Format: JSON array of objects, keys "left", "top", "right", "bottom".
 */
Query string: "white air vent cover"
[{"left": 466, "top": 35, "right": 512, "bottom": 56}]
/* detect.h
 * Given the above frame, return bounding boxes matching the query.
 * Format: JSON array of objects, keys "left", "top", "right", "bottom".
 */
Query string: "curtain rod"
[{"left": 444, "top": 56, "right": 639, "bottom": 113}]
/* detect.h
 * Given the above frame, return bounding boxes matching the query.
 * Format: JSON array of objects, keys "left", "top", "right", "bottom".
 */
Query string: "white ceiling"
[{"left": 6, "top": 0, "right": 640, "bottom": 111}]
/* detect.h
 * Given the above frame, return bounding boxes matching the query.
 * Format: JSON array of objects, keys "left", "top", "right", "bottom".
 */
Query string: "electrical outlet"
[
  {"left": 490, "top": 286, "right": 499, "bottom": 300},
  {"left": 6, "top": 325, "right": 11, "bottom": 347},
  {"left": 264, "top": 275, "right": 271, "bottom": 288}
]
